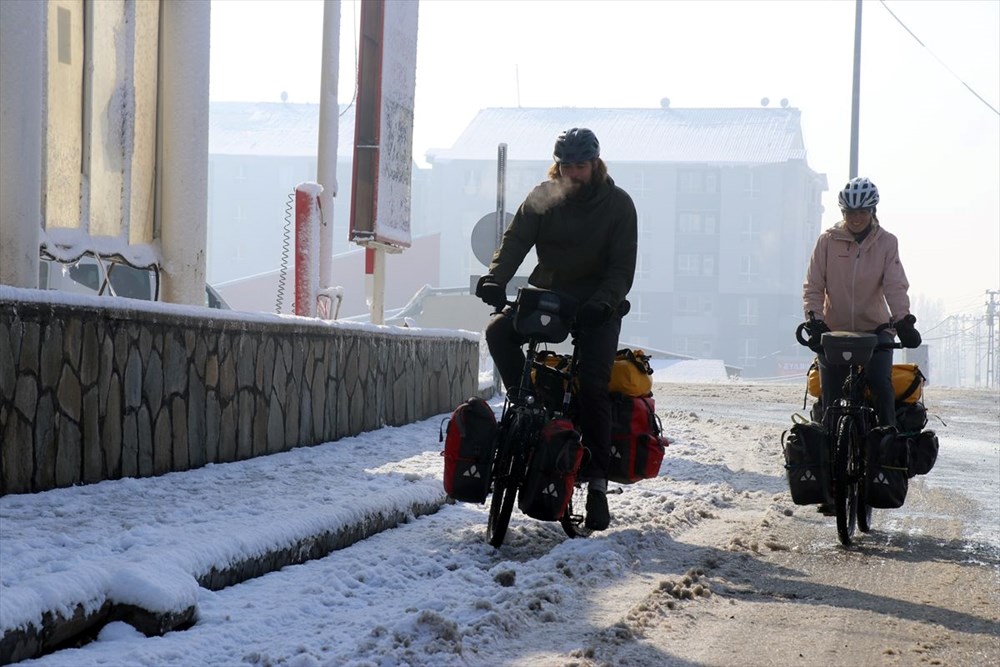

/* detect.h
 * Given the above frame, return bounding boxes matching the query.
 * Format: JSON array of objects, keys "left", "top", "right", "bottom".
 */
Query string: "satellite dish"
[
  {"left": 471, "top": 212, "right": 514, "bottom": 267},
  {"left": 760, "top": 97, "right": 770, "bottom": 107}
]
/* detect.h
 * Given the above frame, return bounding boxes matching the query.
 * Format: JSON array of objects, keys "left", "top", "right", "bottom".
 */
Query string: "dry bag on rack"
[
  {"left": 781, "top": 417, "right": 831, "bottom": 505},
  {"left": 518, "top": 418, "right": 583, "bottom": 521},
  {"left": 608, "top": 349, "right": 655, "bottom": 397},
  {"left": 865, "top": 427, "right": 909, "bottom": 508},
  {"left": 440, "top": 397, "right": 498, "bottom": 503},
  {"left": 608, "top": 394, "right": 668, "bottom": 484}
]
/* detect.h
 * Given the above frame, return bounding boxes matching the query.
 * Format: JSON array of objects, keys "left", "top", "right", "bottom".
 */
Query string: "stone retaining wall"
[{"left": 0, "top": 290, "right": 480, "bottom": 495}]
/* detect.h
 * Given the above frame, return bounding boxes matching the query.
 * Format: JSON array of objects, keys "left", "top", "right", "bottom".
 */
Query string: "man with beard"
[{"left": 475, "top": 127, "right": 638, "bottom": 531}]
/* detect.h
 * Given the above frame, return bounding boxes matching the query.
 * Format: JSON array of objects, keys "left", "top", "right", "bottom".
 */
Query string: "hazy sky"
[{"left": 209, "top": 0, "right": 1000, "bottom": 315}]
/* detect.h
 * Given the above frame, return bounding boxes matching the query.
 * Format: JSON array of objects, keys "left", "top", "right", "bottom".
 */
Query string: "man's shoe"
[
  {"left": 817, "top": 502, "right": 835, "bottom": 516},
  {"left": 584, "top": 490, "right": 610, "bottom": 531}
]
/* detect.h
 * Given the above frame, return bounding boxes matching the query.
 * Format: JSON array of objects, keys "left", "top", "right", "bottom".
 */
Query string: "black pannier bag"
[
  {"left": 907, "top": 430, "right": 939, "bottom": 477},
  {"left": 865, "top": 427, "right": 909, "bottom": 508},
  {"left": 895, "top": 401, "right": 928, "bottom": 434},
  {"left": 518, "top": 418, "right": 584, "bottom": 521},
  {"left": 440, "top": 397, "right": 498, "bottom": 503},
  {"left": 781, "top": 418, "right": 831, "bottom": 505},
  {"left": 608, "top": 394, "right": 668, "bottom": 484}
]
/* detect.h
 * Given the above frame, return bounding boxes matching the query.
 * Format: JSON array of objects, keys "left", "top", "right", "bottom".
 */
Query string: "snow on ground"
[{"left": 2, "top": 381, "right": 997, "bottom": 666}]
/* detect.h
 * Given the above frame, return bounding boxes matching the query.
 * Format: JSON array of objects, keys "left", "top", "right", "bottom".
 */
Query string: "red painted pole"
[{"left": 295, "top": 183, "right": 323, "bottom": 317}]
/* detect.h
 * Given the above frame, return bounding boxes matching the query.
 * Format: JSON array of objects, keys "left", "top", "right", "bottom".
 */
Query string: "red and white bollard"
[{"left": 294, "top": 182, "right": 324, "bottom": 317}]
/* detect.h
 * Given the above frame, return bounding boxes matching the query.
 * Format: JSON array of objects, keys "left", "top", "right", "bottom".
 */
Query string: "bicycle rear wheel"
[
  {"left": 487, "top": 416, "right": 523, "bottom": 548},
  {"left": 559, "top": 485, "right": 592, "bottom": 538},
  {"left": 834, "top": 414, "right": 862, "bottom": 546}
]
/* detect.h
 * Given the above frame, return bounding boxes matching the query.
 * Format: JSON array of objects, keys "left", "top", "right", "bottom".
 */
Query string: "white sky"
[
  {"left": 4, "top": 385, "right": 996, "bottom": 665},
  {"left": 209, "top": 0, "right": 1000, "bottom": 315}
]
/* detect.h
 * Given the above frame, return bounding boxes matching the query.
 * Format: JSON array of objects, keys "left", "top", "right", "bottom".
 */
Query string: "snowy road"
[{"left": 15, "top": 382, "right": 999, "bottom": 666}]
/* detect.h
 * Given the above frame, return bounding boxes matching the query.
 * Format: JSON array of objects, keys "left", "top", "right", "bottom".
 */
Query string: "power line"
[{"left": 879, "top": 0, "right": 1000, "bottom": 117}]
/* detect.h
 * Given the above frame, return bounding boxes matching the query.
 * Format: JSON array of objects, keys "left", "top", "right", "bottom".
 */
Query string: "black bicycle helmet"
[{"left": 553, "top": 127, "right": 600, "bottom": 163}]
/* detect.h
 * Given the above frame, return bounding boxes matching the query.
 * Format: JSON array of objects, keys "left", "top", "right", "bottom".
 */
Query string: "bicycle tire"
[
  {"left": 834, "top": 414, "right": 861, "bottom": 546},
  {"left": 559, "top": 484, "right": 593, "bottom": 539},
  {"left": 487, "top": 415, "right": 523, "bottom": 548}
]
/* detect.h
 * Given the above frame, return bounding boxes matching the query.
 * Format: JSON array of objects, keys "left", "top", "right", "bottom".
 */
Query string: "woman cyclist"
[{"left": 802, "top": 176, "right": 922, "bottom": 435}]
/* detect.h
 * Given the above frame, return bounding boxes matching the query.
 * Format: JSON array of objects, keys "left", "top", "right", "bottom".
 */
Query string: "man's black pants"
[{"left": 485, "top": 311, "right": 621, "bottom": 480}]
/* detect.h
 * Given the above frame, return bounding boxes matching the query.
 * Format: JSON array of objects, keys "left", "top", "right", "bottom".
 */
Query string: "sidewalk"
[{"left": 0, "top": 408, "right": 455, "bottom": 664}]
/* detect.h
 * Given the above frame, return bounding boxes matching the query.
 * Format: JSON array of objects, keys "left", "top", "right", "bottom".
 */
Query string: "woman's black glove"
[
  {"left": 895, "top": 314, "right": 922, "bottom": 348},
  {"left": 474, "top": 275, "right": 507, "bottom": 309},
  {"left": 576, "top": 300, "right": 613, "bottom": 328},
  {"left": 806, "top": 320, "right": 830, "bottom": 353}
]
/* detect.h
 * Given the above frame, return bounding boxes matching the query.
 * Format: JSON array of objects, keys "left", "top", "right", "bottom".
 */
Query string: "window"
[
  {"left": 702, "top": 255, "right": 715, "bottom": 277},
  {"left": 744, "top": 169, "right": 759, "bottom": 199},
  {"left": 635, "top": 253, "right": 649, "bottom": 281},
  {"left": 740, "top": 256, "right": 758, "bottom": 282},
  {"left": 739, "top": 338, "right": 759, "bottom": 368},
  {"left": 741, "top": 214, "right": 759, "bottom": 241},
  {"left": 677, "top": 254, "right": 699, "bottom": 277},
  {"left": 630, "top": 295, "right": 648, "bottom": 323},
  {"left": 44, "top": 1, "right": 160, "bottom": 246},
  {"left": 678, "top": 211, "right": 718, "bottom": 235},
  {"left": 738, "top": 297, "right": 759, "bottom": 325}
]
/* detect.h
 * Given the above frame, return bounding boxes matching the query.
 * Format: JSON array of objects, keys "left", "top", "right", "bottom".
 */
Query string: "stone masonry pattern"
[{"left": 0, "top": 299, "right": 479, "bottom": 495}]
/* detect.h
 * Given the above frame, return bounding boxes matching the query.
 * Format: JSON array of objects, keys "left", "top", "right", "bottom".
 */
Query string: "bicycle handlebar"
[{"left": 795, "top": 320, "right": 903, "bottom": 352}]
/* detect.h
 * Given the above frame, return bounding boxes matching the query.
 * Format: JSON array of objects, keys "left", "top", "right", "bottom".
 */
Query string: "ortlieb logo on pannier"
[
  {"left": 440, "top": 397, "right": 498, "bottom": 503},
  {"left": 608, "top": 394, "right": 668, "bottom": 484},
  {"left": 781, "top": 416, "right": 831, "bottom": 505},
  {"left": 865, "top": 426, "right": 909, "bottom": 508},
  {"left": 518, "top": 418, "right": 583, "bottom": 521}
]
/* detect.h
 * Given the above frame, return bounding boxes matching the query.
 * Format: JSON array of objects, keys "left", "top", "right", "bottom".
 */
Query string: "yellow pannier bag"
[
  {"left": 808, "top": 361, "right": 925, "bottom": 404},
  {"left": 807, "top": 361, "right": 821, "bottom": 398},
  {"left": 609, "top": 349, "right": 654, "bottom": 397}
]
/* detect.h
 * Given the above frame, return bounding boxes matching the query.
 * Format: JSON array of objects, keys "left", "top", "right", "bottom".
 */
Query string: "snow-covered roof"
[
  {"left": 428, "top": 106, "right": 808, "bottom": 164},
  {"left": 208, "top": 101, "right": 356, "bottom": 158}
]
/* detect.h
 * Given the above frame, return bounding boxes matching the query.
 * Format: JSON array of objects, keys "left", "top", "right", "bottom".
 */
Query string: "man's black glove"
[
  {"left": 576, "top": 300, "right": 613, "bottom": 328},
  {"left": 474, "top": 275, "right": 506, "bottom": 310},
  {"left": 895, "top": 314, "right": 922, "bottom": 348},
  {"left": 807, "top": 319, "right": 830, "bottom": 353}
]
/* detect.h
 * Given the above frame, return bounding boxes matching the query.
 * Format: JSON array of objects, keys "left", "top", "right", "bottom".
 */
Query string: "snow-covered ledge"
[{"left": 0, "top": 287, "right": 480, "bottom": 495}]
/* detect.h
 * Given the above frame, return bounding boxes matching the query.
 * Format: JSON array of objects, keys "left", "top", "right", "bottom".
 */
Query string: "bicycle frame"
[{"left": 486, "top": 289, "right": 582, "bottom": 547}]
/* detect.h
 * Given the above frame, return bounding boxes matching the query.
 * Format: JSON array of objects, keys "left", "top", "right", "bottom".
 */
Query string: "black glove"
[
  {"left": 474, "top": 275, "right": 506, "bottom": 309},
  {"left": 807, "top": 320, "right": 830, "bottom": 353},
  {"left": 895, "top": 314, "right": 922, "bottom": 348},
  {"left": 576, "top": 300, "right": 613, "bottom": 328}
]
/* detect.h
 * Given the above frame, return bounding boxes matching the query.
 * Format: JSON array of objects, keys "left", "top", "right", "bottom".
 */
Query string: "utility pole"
[
  {"left": 849, "top": 0, "right": 863, "bottom": 178},
  {"left": 987, "top": 290, "right": 998, "bottom": 388}
]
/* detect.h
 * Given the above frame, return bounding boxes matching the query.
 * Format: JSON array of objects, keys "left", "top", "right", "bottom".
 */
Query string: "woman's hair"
[{"left": 547, "top": 158, "right": 608, "bottom": 183}]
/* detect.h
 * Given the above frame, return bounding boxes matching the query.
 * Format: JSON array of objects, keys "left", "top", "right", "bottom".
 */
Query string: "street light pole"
[{"left": 849, "top": 0, "right": 863, "bottom": 178}]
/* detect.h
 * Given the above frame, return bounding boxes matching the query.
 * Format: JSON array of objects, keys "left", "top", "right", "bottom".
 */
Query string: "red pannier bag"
[
  {"left": 440, "top": 397, "right": 498, "bottom": 503},
  {"left": 608, "top": 394, "right": 668, "bottom": 484},
  {"left": 518, "top": 418, "right": 584, "bottom": 521}
]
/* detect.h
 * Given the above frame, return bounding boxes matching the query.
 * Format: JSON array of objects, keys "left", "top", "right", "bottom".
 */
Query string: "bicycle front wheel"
[
  {"left": 834, "top": 414, "right": 863, "bottom": 546},
  {"left": 487, "top": 415, "right": 524, "bottom": 548}
]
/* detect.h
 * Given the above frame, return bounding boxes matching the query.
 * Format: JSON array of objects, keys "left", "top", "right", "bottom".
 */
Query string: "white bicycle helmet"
[{"left": 838, "top": 176, "right": 880, "bottom": 210}]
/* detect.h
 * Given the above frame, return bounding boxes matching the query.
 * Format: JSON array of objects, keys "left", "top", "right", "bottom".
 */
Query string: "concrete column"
[
  {"left": 0, "top": 1, "right": 44, "bottom": 287},
  {"left": 317, "top": 0, "right": 341, "bottom": 296},
  {"left": 158, "top": 0, "right": 210, "bottom": 305}
]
